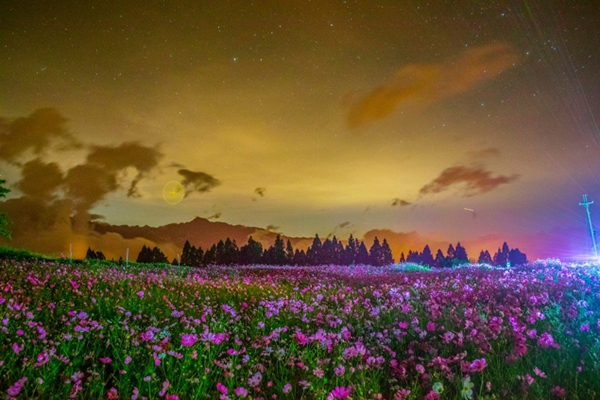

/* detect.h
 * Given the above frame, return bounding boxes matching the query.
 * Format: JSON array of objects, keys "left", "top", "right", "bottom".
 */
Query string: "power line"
[{"left": 578, "top": 194, "right": 598, "bottom": 257}]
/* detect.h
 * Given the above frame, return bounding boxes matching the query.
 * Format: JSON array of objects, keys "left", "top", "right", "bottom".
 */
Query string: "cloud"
[
  {"left": 391, "top": 198, "right": 412, "bottom": 207},
  {"left": 86, "top": 142, "right": 163, "bottom": 198},
  {"left": 16, "top": 158, "right": 64, "bottom": 201},
  {"left": 338, "top": 221, "right": 350, "bottom": 228},
  {"left": 254, "top": 187, "right": 266, "bottom": 197},
  {"left": 265, "top": 225, "right": 279, "bottom": 231},
  {"left": 0, "top": 107, "right": 81, "bottom": 164},
  {"left": 347, "top": 43, "right": 517, "bottom": 127},
  {"left": 466, "top": 147, "right": 501, "bottom": 159},
  {"left": 178, "top": 169, "right": 221, "bottom": 197},
  {"left": 207, "top": 212, "right": 222, "bottom": 220},
  {"left": 419, "top": 165, "right": 519, "bottom": 197}
]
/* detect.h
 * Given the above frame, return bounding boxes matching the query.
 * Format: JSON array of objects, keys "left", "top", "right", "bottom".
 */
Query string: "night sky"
[{"left": 1, "top": 1, "right": 599, "bottom": 261}]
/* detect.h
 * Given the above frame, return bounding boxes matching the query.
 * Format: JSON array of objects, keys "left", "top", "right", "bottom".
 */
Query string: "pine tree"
[
  {"left": 223, "top": 238, "right": 239, "bottom": 265},
  {"left": 434, "top": 249, "right": 445, "bottom": 268},
  {"left": 454, "top": 242, "right": 468, "bottom": 265},
  {"left": 420, "top": 245, "right": 434, "bottom": 266},
  {"left": 272, "top": 235, "right": 287, "bottom": 265},
  {"left": 478, "top": 250, "right": 493, "bottom": 264},
  {"left": 356, "top": 241, "right": 370, "bottom": 265},
  {"left": 292, "top": 249, "right": 307, "bottom": 266},
  {"left": 509, "top": 248, "right": 528, "bottom": 265},
  {"left": 203, "top": 244, "right": 217, "bottom": 265},
  {"left": 86, "top": 247, "right": 97, "bottom": 260},
  {"left": 215, "top": 240, "right": 225, "bottom": 265},
  {"left": 151, "top": 246, "right": 168, "bottom": 263},
  {"left": 136, "top": 245, "right": 150, "bottom": 263},
  {"left": 286, "top": 240, "right": 294, "bottom": 264},
  {"left": 369, "top": 237, "right": 384, "bottom": 266},
  {"left": 95, "top": 251, "right": 106, "bottom": 260},
  {"left": 181, "top": 240, "right": 193, "bottom": 266},
  {"left": 399, "top": 252, "right": 406, "bottom": 263},
  {"left": 239, "top": 236, "right": 263, "bottom": 265},
  {"left": 381, "top": 239, "right": 394, "bottom": 265},
  {"left": 306, "top": 234, "right": 322, "bottom": 265},
  {"left": 343, "top": 234, "right": 358, "bottom": 265},
  {"left": 321, "top": 238, "right": 334, "bottom": 265}
]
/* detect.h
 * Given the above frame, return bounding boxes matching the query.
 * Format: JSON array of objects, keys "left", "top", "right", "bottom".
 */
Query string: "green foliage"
[{"left": 0, "top": 179, "right": 11, "bottom": 239}]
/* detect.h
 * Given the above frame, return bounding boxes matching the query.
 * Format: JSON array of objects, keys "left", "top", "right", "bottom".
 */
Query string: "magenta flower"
[
  {"left": 468, "top": 358, "right": 487, "bottom": 373},
  {"left": 141, "top": 330, "right": 154, "bottom": 341},
  {"left": 137, "top": 291, "right": 144, "bottom": 297},
  {"left": 100, "top": 357, "right": 112, "bottom": 364},
  {"left": 166, "top": 395, "right": 179, "bottom": 400},
  {"left": 216, "top": 383, "right": 228, "bottom": 394},
  {"left": 329, "top": 386, "right": 351, "bottom": 399},
  {"left": 7, "top": 377, "right": 27, "bottom": 397},
  {"left": 124, "top": 356, "right": 132, "bottom": 364},
  {"left": 181, "top": 334, "right": 198, "bottom": 347},
  {"left": 235, "top": 387, "right": 248, "bottom": 396},
  {"left": 282, "top": 384, "right": 292, "bottom": 393}
]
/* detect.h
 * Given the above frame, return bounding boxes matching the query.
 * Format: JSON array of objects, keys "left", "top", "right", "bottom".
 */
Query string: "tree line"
[{"left": 84, "top": 234, "right": 527, "bottom": 267}]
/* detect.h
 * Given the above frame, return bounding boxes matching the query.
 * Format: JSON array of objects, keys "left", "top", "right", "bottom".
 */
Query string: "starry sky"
[{"left": 1, "top": 0, "right": 599, "bottom": 260}]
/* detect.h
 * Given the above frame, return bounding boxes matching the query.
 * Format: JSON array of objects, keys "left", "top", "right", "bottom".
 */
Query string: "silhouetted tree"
[
  {"left": 493, "top": 242, "right": 510, "bottom": 266},
  {"left": 136, "top": 245, "right": 152, "bottom": 263},
  {"left": 453, "top": 242, "right": 469, "bottom": 265},
  {"left": 434, "top": 249, "right": 445, "bottom": 268},
  {"left": 270, "top": 234, "right": 287, "bottom": 265},
  {"left": 306, "top": 234, "right": 322, "bottom": 265},
  {"left": 292, "top": 249, "right": 307, "bottom": 265},
  {"left": 95, "top": 251, "right": 106, "bottom": 260},
  {"left": 343, "top": 235, "right": 358, "bottom": 265},
  {"left": 399, "top": 252, "right": 406, "bottom": 263},
  {"left": 222, "top": 238, "right": 239, "bottom": 265},
  {"left": 478, "top": 250, "right": 493, "bottom": 264},
  {"left": 86, "top": 247, "right": 97, "bottom": 260},
  {"left": 181, "top": 240, "right": 194, "bottom": 266},
  {"left": 369, "top": 237, "right": 384, "bottom": 266},
  {"left": 214, "top": 240, "right": 226, "bottom": 265},
  {"left": 420, "top": 245, "right": 434, "bottom": 267},
  {"left": 406, "top": 250, "right": 420, "bottom": 264},
  {"left": 239, "top": 236, "right": 263, "bottom": 265},
  {"left": 356, "top": 241, "right": 370, "bottom": 264},
  {"left": 381, "top": 239, "right": 394, "bottom": 265},
  {"left": 203, "top": 244, "right": 217, "bottom": 265},
  {"left": 331, "top": 236, "right": 343, "bottom": 265},
  {"left": 321, "top": 238, "right": 334, "bottom": 265},
  {"left": 509, "top": 248, "right": 528, "bottom": 265},
  {"left": 286, "top": 240, "right": 294, "bottom": 264},
  {"left": 151, "top": 246, "right": 168, "bottom": 263}
]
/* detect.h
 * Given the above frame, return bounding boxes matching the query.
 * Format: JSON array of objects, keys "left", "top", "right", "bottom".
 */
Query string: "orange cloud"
[{"left": 347, "top": 43, "right": 518, "bottom": 127}]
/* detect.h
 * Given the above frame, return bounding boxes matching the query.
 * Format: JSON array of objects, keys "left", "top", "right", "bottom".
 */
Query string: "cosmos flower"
[
  {"left": 181, "top": 334, "right": 198, "bottom": 347},
  {"left": 328, "top": 386, "right": 351, "bottom": 399}
]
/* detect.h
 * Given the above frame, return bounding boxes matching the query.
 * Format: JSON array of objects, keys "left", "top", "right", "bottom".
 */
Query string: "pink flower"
[
  {"left": 100, "top": 357, "right": 112, "bottom": 364},
  {"left": 423, "top": 391, "right": 440, "bottom": 400},
  {"left": 393, "top": 389, "right": 411, "bottom": 400},
  {"left": 523, "top": 374, "right": 534, "bottom": 386},
  {"left": 124, "top": 356, "right": 132, "bottom": 364},
  {"left": 334, "top": 365, "right": 345, "bottom": 376},
  {"left": 216, "top": 383, "right": 228, "bottom": 395},
  {"left": 282, "top": 384, "right": 292, "bottom": 393},
  {"left": 580, "top": 323, "right": 590, "bottom": 332},
  {"left": 538, "top": 332, "right": 559, "bottom": 349},
  {"left": 398, "top": 321, "right": 408, "bottom": 329},
  {"left": 153, "top": 352, "right": 160, "bottom": 366},
  {"left": 294, "top": 331, "right": 309, "bottom": 345},
  {"left": 313, "top": 368, "right": 324, "bottom": 378},
  {"left": 533, "top": 367, "right": 547, "bottom": 378},
  {"left": 141, "top": 330, "right": 154, "bottom": 341},
  {"left": 468, "top": 358, "right": 487, "bottom": 373},
  {"left": 329, "top": 386, "right": 351, "bottom": 399},
  {"left": 166, "top": 395, "right": 179, "bottom": 400},
  {"left": 181, "top": 334, "right": 198, "bottom": 347},
  {"left": 235, "top": 387, "right": 248, "bottom": 396},
  {"left": 107, "top": 387, "right": 118, "bottom": 399},
  {"left": 7, "top": 377, "right": 27, "bottom": 397},
  {"left": 426, "top": 321, "right": 436, "bottom": 331},
  {"left": 551, "top": 386, "right": 566, "bottom": 398},
  {"left": 415, "top": 364, "right": 425, "bottom": 374},
  {"left": 12, "top": 343, "right": 20, "bottom": 354},
  {"left": 137, "top": 291, "right": 144, "bottom": 297}
]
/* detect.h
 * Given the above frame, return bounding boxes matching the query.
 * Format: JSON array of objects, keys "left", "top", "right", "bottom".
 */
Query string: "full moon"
[{"left": 162, "top": 181, "right": 185, "bottom": 205}]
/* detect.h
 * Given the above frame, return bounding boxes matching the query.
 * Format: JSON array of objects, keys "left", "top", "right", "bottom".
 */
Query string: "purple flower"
[
  {"left": 329, "top": 386, "right": 351, "bottom": 399},
  {"left": 141, "top": 330, "right": 154, "bottom": 341},
  {"left": 282, "top": 384, "right": 292, "bottom": 393},
  {"left": 235, "top": 387, "right": 248, "bottom": 396},
  {"left": 7, "top": 377, "right": 28, "bottom": 397},
  {"left": 216, "top": 383, "right": 228, "bottom": 394},
  {"left": 181, "top": 334, "right": 198, "bottom": 347}
]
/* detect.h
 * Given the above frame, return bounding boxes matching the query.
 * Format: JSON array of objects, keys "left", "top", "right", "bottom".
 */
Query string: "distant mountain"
[{"left": 91, "top": 216, "right": 314, "bottom": 251}]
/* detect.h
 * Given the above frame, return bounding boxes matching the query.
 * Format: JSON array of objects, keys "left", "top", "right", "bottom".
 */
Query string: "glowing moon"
[{"left": 162, "top": 181, "right": 185, "bottom": 205}]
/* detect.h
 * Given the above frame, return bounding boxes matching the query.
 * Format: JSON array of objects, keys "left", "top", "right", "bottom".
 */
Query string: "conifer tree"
[
  {"left": 478, "top": 250, "right": 493, "bottom": 264},
  {"left": 420, "top": 245, "right": 434, "bottom": 266},
  {"left": 399, "top": 252, "right": 406, "bottom": 263},
  {"left": 181, "top": 240, "right": 194, "bottom": 266},
  {"left": 95, "top": 251, "right": 106, "bottom": 260},
  {"left": 381, "top": 239, "right": 394, "bottom": 265},
  {"left": 306, "top": 234, "right": 322, "bottom": 265},
  {"left": 86, "top": 247, "right": 97, "bottom": 260},
  {"left": 292, "top": 249, "right": 307, "bottom": 265},
  {"left": 434, "top": 249, "right": 445, "bottom": 268},
  {"left": 286, "top": 240, "right": 294, "bottom": 264},
  {"left": 369, "top": 236, "right": 384, "bottom": 266},
  {"left": 343, "top": 234, "right": 358, "bottom": 265},
  {"left": 151, "top": 246, "right": 168, "bottom": 263},
  {"left": 356, "top": 241, "right": 370, "bottom": 264},
  {"left": 454, "top": 242, "right": 469, "bottom": 265}
]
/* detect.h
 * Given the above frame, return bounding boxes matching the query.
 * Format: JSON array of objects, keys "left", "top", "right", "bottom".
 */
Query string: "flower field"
[{"left": 0, "top": 259, "right": 599, "bottom": 399}]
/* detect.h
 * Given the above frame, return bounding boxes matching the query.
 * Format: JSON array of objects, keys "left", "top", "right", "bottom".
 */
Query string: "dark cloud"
[
  {"left": 254, "top": 187, "right": 266, "bottom": 197},
  {"left": 347, "top": 43, "right": 517, "bottom": 127},
  {"left": 16, "top": 158, "right": 63, "bottom": 201},
  {"left": 167, "top": 162, "right": 185, "bottom": 168},
  {"left": 178, "top": 169, "right": 220, "bottom": 197},
  {"left": 265, "top": 224, "right": 279, "bottom": 231},
  {"left": 86, "top": 142, "right": 163, "bottom": 198},
  {"left": 391, "top": 198, "right": 412, "bottom": 207},
  {"left": 466, "top": 147, "right": 501, "bottom": 159},
  {"left": 0, "top": 108, "right": 81, "bottom": 164},
  {"left": 207, "top": 212, "right": 222, "bottom": 220},
  {"left": 419, "top": 165, "right": 519, "bottom": 197},
  {"left": 338, "top": 221, "right": 350, "bottom": 228}
]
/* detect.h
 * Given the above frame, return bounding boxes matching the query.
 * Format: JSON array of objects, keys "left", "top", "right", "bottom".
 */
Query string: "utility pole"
[{"left": 579, "top": 194, "right": 598, "bottom": 257}]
